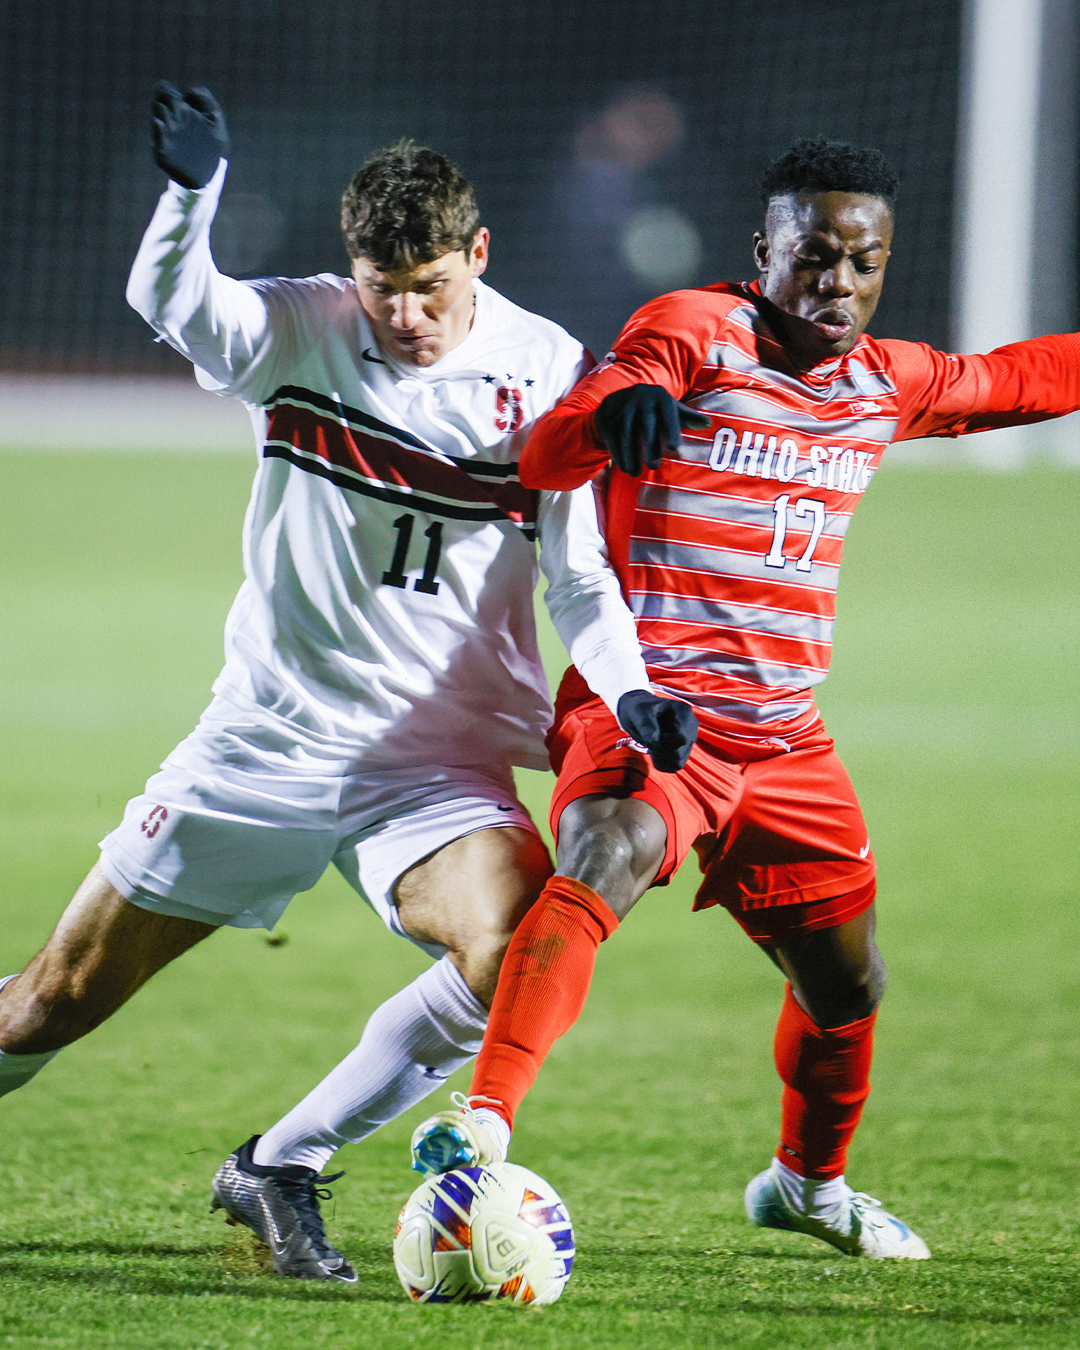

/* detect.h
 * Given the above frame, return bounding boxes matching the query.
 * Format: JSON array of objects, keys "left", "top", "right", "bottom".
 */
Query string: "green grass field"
[{"left": 0, "top": 452, "right": 1077, "bottom": 1349}]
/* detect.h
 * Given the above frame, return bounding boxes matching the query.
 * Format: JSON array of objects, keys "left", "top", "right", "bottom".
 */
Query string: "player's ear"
[
  {"left": 752, "top": 231, "right": 770, "bottom": 276},
  {"left": 468, "top": 228, "right": 490, "bottom": 278}
]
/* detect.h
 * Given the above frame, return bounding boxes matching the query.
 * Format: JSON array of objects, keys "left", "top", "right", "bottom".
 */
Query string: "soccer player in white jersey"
[{"left": 0, "top": 84, "right": 681, "bottom": 1281}]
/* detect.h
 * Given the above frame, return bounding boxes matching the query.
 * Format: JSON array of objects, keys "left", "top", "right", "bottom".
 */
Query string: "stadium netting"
[{"left": 0, "top": 0, "right": 962, "bottom": 374}]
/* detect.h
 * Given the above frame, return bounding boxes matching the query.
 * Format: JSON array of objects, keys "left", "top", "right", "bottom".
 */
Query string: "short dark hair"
[
  {"left": 759, "top": 136, "right": 899, "bottom": 208},
  {"left": 341, "top": 140, "right": 481, "bottom": 271}
]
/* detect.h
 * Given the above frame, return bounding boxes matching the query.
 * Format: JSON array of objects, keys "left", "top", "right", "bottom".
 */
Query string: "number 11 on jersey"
[{"left": 382, "top": 513, "right": 443, "bottom": 594}]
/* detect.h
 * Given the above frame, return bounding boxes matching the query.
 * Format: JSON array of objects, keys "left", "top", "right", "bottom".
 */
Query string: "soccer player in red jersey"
[{"left": 411, "top": 136, "right": 1080, "bottom": 1260}]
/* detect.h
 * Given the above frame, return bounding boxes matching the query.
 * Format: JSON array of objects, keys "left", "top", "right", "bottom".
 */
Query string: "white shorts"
[{"left": 98, "top": 699, "right": 540, "bottom": 958}]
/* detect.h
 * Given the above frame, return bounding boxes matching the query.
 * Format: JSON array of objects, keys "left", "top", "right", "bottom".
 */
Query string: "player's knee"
[
  {"left": 558, "top": 820, "right": 638, "bottom": 890},
  {"left": 850, "top": 937, "right": 887, "bottom": 1013},
  {"left": 556, "top": 804, "right": 665, "bottom": 895},
  {"left": 804, "top": 949, "right": 886, "bottom": 1029}
]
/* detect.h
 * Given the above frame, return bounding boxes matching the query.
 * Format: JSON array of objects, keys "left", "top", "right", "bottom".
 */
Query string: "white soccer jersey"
[{"left": 126, "top": 163, "right": 647, "bottom": 772}]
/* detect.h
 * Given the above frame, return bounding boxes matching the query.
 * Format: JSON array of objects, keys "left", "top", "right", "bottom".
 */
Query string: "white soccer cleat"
[
  {"left": 745, "top": 1159, "right": 930, "bottom": 1260},
  {"left": 410, "top": 1091, "right": 509, "bottom": 1176}
]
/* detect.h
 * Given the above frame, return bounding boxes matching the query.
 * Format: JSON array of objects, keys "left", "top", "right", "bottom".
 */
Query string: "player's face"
[
  {"left": 352, "top": 229, "right": 490, "bottom": 367},
  {"left": 753, "top": 193, "right": 893, "bottom": 364}
]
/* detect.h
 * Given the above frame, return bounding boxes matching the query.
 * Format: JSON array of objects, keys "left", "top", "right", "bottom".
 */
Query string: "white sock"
[
  {"left": 253, "top": 956, "right": 487, "bottom": 1171},
  {"left": 773, "top": 1158, "right": 849, "bottom": 1215},
  {"left": 472, "top": 1106, "right": 511, "bottom": 1161},
  {"left": 0, "top": 975, "right": 60, "bottom": 1098}
]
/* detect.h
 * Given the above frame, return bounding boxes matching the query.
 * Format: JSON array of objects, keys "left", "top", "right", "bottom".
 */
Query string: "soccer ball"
[{"left": 393, "top": 1162, "right": 575, "bottom": 1305}]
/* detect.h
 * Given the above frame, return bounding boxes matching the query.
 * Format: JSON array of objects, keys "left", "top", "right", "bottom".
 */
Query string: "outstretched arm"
[{"left": 886, "top": 333, "right": 1080, "bottom": 441}]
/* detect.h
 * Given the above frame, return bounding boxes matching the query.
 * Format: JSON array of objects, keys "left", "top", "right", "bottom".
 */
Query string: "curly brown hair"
[{"left": 340, "top": 140, "right": 481, "bottom": 271}]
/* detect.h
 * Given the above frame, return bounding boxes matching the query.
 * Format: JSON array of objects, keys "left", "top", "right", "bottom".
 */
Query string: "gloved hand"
[
  {"left": 616, "top": 690, "right": 699, "bottom": 774},
  {"left": 593, "top": 385, "right": 711, "bottom": 476},
  {"left": 151, "top": 81, "right": 230, "bottom": 189}
]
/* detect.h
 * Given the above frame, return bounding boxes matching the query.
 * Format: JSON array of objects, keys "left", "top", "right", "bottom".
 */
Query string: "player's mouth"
[
  {"left": 391, "top": 332, "right": 438, "bottom": 350},
  {"left": 808, "top": 309, "right": 854, "bottom": 341}
]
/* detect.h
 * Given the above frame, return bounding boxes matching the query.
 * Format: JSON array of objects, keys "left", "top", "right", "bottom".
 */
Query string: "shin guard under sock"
[
  {"left": 773, "top": 982, "right": 875, "bottom": 1181},
  {"left": 469, "top": 876, "right": 619, "bottom": 1130}
]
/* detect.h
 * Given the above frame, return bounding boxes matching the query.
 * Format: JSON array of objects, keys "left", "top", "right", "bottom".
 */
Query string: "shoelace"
[
  {"left": 845, "top": 1192, "right": 888, "bottom": 1237},
  {"left": 274, "top": 1169, "right": 346, "bottom": 1257},
  {"left": 450, "top": 1089, "right": 502, "bottom": 1121}
]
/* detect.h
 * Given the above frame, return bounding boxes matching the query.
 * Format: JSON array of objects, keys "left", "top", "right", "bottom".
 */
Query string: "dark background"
[{"left": 0, "top": 0, "right": 961, "bottom": 374}]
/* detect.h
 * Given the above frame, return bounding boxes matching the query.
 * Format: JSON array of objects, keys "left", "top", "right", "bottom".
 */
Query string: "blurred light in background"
[{"left": 620, "top": 206, "right": 702, "bottom": 289}]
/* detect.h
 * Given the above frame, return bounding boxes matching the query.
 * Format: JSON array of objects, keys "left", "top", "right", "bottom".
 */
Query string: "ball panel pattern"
[{"left": 392, "top": 1162, "right": 575, "bottom": 1305}]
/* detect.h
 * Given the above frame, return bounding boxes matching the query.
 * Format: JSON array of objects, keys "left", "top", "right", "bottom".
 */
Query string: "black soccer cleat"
[{"left": 210, "top": 1135, "right": 358, "bottom": 1282}]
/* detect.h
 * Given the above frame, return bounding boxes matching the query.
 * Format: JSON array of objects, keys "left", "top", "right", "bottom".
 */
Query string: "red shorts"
[{"left": 547, "top": 691, "right": 876, "bottom": 946}]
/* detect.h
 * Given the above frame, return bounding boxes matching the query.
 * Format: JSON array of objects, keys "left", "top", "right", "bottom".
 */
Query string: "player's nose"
[
  {"left": 393, "top": 291, "right": 423, "bottom": 329},
  {"left": 818, "top": 261, "right": 855, "bottom": 296}
]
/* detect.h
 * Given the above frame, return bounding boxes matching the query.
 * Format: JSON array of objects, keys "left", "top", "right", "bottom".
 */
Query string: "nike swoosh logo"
[
  {"left": 859, "top": 841, "right": 871, "bottom": 858},
  {"left": 362, "top": 347, "right": 387, "bottom": 365},
  {"left": 496, "top": 804, "right": 514, "bottom": 812}
]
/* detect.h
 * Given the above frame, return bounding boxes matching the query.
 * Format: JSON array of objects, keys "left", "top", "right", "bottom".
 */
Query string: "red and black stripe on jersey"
[{"left": 263, "top": 385, "right": 539, "bottom": 537}]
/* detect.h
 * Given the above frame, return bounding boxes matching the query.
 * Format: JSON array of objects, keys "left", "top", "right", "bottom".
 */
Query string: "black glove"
[
  {"left": 151, "top": 81, "right": 229, "bottom": 189},
  {"left": 616, "top": 690, "right": 699, "bottom": 774},
  {"left": 593, "top": 385, "right": 711, "bottom": 476}
]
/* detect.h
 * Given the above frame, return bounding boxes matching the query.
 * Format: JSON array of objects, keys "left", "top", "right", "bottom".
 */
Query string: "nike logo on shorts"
[{"left": 859, "top": 841, "right": 871, "bottom": 858}]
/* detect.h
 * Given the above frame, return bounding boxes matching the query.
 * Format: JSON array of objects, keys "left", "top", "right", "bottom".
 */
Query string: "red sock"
[
  {"left": 470, "top": 876, "right": 619, "bottom": 1129},
  {"left": 773, "top": 982, "right": 876, "bottom": 1180}
]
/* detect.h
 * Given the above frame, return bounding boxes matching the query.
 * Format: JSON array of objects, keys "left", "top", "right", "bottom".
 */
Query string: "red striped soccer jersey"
[{"left": 523, "top": 282, "right": 1080, "bottom": 738}]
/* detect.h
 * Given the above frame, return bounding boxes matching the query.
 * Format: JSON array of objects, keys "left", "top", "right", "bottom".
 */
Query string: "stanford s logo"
[
  {"left": 141, "top": 805, "right": 168, "bottom": 839},
  {"left": 495, "top": 386, "right": 524, "bottom": 432}
]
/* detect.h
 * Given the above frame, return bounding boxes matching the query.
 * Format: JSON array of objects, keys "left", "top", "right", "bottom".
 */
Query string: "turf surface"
[{"left": 0, "top": 451, "right": 1077, "bottom": 1348}]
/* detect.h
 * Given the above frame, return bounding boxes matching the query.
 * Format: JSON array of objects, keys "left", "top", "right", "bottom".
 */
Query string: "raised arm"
[
  {"left": 885, "top": 333, "right": 1080, "bottom": 441},
  {"left": 125, "top": 83, "right": 282, "bottom": 395}
]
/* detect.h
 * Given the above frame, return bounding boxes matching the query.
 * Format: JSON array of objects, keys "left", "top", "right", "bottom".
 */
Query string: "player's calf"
[
  {"left": 0, "top": 864, "right": 214, "bottom": 1057},
  {"left": 394, "top": 825, "right": 552, "bottom": 1007},
  {"left": 0, "top": 975, "right": 60, "bottom": 1097}
]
